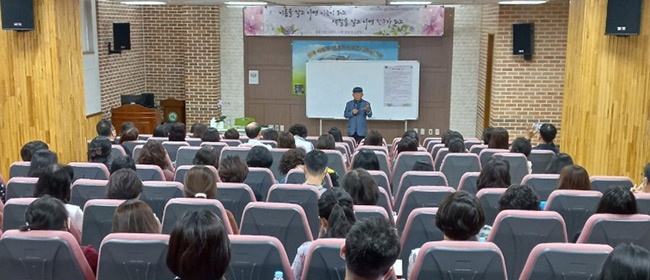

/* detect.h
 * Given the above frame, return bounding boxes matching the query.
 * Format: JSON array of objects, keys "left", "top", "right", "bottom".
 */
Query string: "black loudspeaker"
[
  {"left": 605, "top": 0, "right": 642, "bottom": 36},
  {"left": 1, "top": 0, "right": 34, "bottom": 31},
  {"left": 513, "top": 23, "right": 534, "bottom": 60},
  {"left": 109, "top": 22, "right": 130, "bottom": 54}
]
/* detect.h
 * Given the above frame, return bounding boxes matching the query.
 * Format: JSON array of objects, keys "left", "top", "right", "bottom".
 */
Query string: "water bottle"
[{"left": 273, "top": 271, "right": 284, "bottom": 280}]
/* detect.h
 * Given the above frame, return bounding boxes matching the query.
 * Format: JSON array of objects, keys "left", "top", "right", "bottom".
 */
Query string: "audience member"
[
  {"left": 344, "top": 217, "right": 400, "bottom": 280},
  {"left": 27, "top": 150, "right": 58, "bottom": 177},
  {"left": 246, "top": 146, "right": 273, "bottom": 168},
  {"left": 192, "top": 146, "right": 219, "bottom": 170},
  {"left": 244, "top": 122, "right": 272, "bottom": 149},
  {"left": 184, "top": 166, "right": 239, "bottom": 234},
  {"left": 278, "top": 149, "right": 305, "bottom": 183},
  {"left": 342, "top": 168, "right": 379, "bottom": 205},
  {"left": 448, "top": 138, "right": 466, "bottom": 153},
  {"left": 118, "top": 127, "right": 139, "bottom": 156},
  {"left": 223, "top": 128, "right": 240, "bottom": 140},
  {"left": 191, "top": 123, "right": 208, "bottom": 139},
  {"left": 596, "top": 186, "right": 637, "bottom": 215},
  {"left": 498, "top": 184, "right": 541, "bottom": 211},
  {"left": 33, "top": 164, "right": 83, "bottom": 231},
  {"left": 167, "top": 209, "right": 231, "bottom": 280},
  {"left": 328, "top": 127, "right": 344, "bottom": 142},
  {"left": 111, "top": 200, "right": 160, "bottom": 234},
  {"left": 304, "top": 150, "right": 330, "bottom": 193},
  {"left": 557, "top": 165, "right": 591, "bottom": 190},
  {"left": 277, "top": 131, "right": 297, "bottom": 149},
  {"left": 109, "top": 155, "right": 136, "bottom": 174},
  {"left": 106, "top": 169, "right": 143, "bottom": 200},
  {"left": 20, "top": 140, "right": 49, "bottom": 161},
  {"left": 137, "top": 141, "right": 174, "bottom": 181},
  {"left": 632, "top": 162, "right": 650, "bottom": 193},
  {"left": 600, "top": 243, "right": 650, "bottom": 280},
  {"left": 477, "top": 159, "right": 511, "bottom": 191},
  {"left": 364, "top": 130, "right": 384, "bottom": 146},
  {"left": 168, "top": 123, "right": 186, "bottom": 142},
  {"left": 201, "top": 127, "right": 221, "bottom": 142},
  {"left": 442, "top": 130, "right": 465, "bottom": 147},
  {"left": 527, "top": 123, "right": 559, "bottom": 154},
  {"left": 511, "top": 137, "right": 533, "bottom": 173},
  {"left": 96, "top": 119, "right": 116, "bottom": 143},
  {"left": 403, "top": 130, "right": 420, "bottom": 145},
  {"left": 396, "top": 136, "right": 419, "bottom": 154},
  {"left": 545, "top": 153, "right": 574, "bottom": 174},
  {"left": 262, "top": 128, "right": 279, "bottom": 142},
  {"left": 289, "top": 124, "right": 314, "bottom": 152},
  {"left": 120, "top": 122, "right": 136, "bottom": 134},
  {"left": 316, "top": 134, "right": 336, "bottom": 150},
  {"left": 411, "top": 160, "right": 434, "bottom": 171},
  {"left": 88, "top": 136, "right": 112, "bottom": 169},
  {"left": 218, "top": 155, "right": 262, "bottom": 201},
  {"left": 488, "top": 127, "right": 509, "bottom": 149},
  {"left": 482, "top": 126, "right": 495, "bottom": 145},
  {"left": 351, "top": 149, "right": 380, "bottom": 171},
  {"left": 153, "top": 124, "right": 169, "bottom": 137}
]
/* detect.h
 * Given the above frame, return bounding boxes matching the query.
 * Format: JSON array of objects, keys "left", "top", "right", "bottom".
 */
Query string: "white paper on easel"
[{"left": 248, "top": 70, "right": 259, "bottom": 84}]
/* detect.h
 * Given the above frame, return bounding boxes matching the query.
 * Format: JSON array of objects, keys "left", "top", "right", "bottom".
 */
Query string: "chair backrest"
[
  {"left": 478, "top": 148, "right": 509, "bottom": 167},
  {"left": 9, "top": 161, "right": 30, "bottom": 178},
  {"left": 433, "top": 148, "right": 449, "bottom": 171},
  {"left": 342, "top": 136, "right": 357, "bottom": 152},
  {"left": 356, "top": 145, "right": 389, "bottom": 154},
  {"left": 323, "top": 150, "right": 347, "bottom": 185},
  {"left": 390, "top": 152, "right": 434, "bottom": 194},
  {"left": 519, "top": 243, "right": 613, "bottom": 280},
  {"left": 147, "top": 137, "right": 168, "bottom": 143},
  {"left": 440, "top": 154, "right": 481, "bottom": 189},
  {"left": 200, "top": 141, "right": 228, "bottom": 158},
  {"left": 240, "top": 202, "right": 313, "bottom": 261},
  {"left": 267, "top": 184, "right": 321, "bottom": 239},
  {"left": 430, "top": 144, "right": 445, "bottom": 162},
  {"left": 334, "top": 143, "right": 350, "bottom": 162},
  {"left": 269, "top": 148, "right": 290, "bottom": 180},
  {"left": 545, "top": 190, "right": 602, "bottom": 242},
  {"left": 636, "top": 192, "right": 650, "bottom": 215},
  {"left": 221, "top": 139, "right": 243, "bottom": 147},
  {"left": 162, "top": 141, "right": 190, "bottom": 162},
  {"left": 82, "top": 199, "right": 124, "bottom": 249},
  {"left": 5, "top": 177, "right": 38, "bottom": 200},
  {"left": 529, "top": 150, "right": 555, "bottom": 174},
  {"left": 97, "top": 233, "right": 174, "bottom": 280},
  {"left": 70, "top": 179, "right": 109, "bottom": 208},
  {"left": 302, "top": 238, "right": 346, "bottom": 280},
  {"left": 576, "top": 214, "right": 650, "bottom": 250},
  {"left": 136, "top": 164, "right": 166, "bottom": 181},
  {"left": 140, "top": 181, "right": 185, "bottom": 218},
  {"left": 244, "top": 168, "right": 277, "bottom": 201},
  {"left": 0, "top": 230, "right": 95, "bottom": 280},
  {"left": 464, "top": 140, "right": 483, "bottom": 151},
  {"left": 70, "top": 162, "right": 110, "bottom": 180},
  {"left": 161, "top": 198, "right": 233, "bottom": 234},
  {"left": 399, "top": 207, "right": 443, "bottom": 275},
  {"left": 354, "top": 205, "right": 389, "bottom": 222},
  {"left": 396, "top": 186, "right": 455, "bottom": 234},
  {"left": 216, "top": 182, "right": 256, "bottom": 225},
  {"left": 488, "top": 210, "right": 568, "bottom": 280},
  {"left": 3, "top": 197, "right": 37, "bottom": 231},
  {"left": 220, "top": 146, "right": 251, "bottom": 164},
  {"left": 395, "top": 171, "right": 448, "bottom": 211},
  {"left": 368, "top": 170, "right": 391, "bottom": 199},
  {"left": 132, "top": 144, "right": 144, "bottom": 161},
  {"left": 520, "top": 174, "right": 560, "bottom": 201},
  {"left": 469, "top": 144, "right": 488, "bottom": 155},
  {"left": 476, "top": 188, "right": 508, "bottom": 226},
  {"left": 495, "top": 152, "right": 529, "bottom": 185},
  {"left": 122, "top": 140, "right": 146, "bottom": 156},
  {"left": 457, "top": 172, "right": 481, "bottom": 196},
  {"left": 409, "top": 241, "right": 507, "bottom": 280},
  {"left": 138, "top": 134, "right": 151, "bottom": 141},
  {"left": 174, "top": 165, "right": 219, "bottom": 184},
  {"left": 185, "top": 137, "right": 202, "bottom": 147},
  {"left": 226, "top": 235, "right": 293, "bottom": 280},
  {"left": 109, "top": 145, "right": 127, "bottom": 167},
  {"left": 285, "top": 169, "right": 334, "bottom": 190},
  {"left": 176, "top": 146, "right": 201, "bottom": 167},
  {"left": 423, "top": 137, "right": 442, "bottom": 149},
  {"left": 377, "top": 187, "right": 394, "bottom": 218},
  {"left": 590, "top": 176, "right": 634, "bottom": 193}
]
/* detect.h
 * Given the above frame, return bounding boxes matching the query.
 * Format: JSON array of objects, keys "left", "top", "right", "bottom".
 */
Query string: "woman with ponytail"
[
  {"left": 291, "top": 188, "right": 356, "bottom": 280},
  {"left": 183, "top": 165, "right": 239, "bottom": 234}
]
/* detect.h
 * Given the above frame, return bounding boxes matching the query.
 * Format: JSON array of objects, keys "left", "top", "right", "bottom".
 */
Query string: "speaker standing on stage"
[{"left": 344, "top": 87, "right": 372, "bottom": 144}]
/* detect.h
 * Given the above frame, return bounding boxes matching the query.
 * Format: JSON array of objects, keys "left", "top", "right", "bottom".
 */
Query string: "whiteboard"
[{"left": 306, "top": 60, "right": 420, "bottom": 120}]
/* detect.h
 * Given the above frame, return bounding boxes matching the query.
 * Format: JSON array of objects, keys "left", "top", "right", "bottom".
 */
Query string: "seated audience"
[
  {"left": 106, "top": 169, "right": 143, "bottom": 200},
  {"left": 223, "top": 128, "right": 240, "bottom": 140},
  {"left": 191, "top": 123, "right": 208, "bottom": 139},
  {"left": 572, "top": 185, "right": 638, "bottom": 242},
  {"left": 289, "top": 124, "right": 314, "bottom": 152},
  {"left": 477, "top": 159, "right": 511, "bottom": 191},
  {"left": 201, "top": 127, "right": 221, "bottom": 142},
  {"left": 120, "top": 122, "right": 136, "bottom": 133},
  {"left": 411, "top": 159, "right": 434, "bottom": 171},
  {"left": 262, "top": 128, "right": 279, "bottom": 142},
  {"left": 137, "top": 141, "right": 174, "bottom": 181},
  {"left": 442, "top": 130, "right": 465, "bottom": 147},
  {"left": 219, "top": 155, "right": 262, "bottom": 201},
  {"left": 118, "top": 127, "right": 139, "bottom": 156},
  {"left": 344, "top": 217, "right": 400, "bottom": 280},
  {"left": 600, "top": 243, "right": 650, "bottom": 280},
  {"left": 488, "top": 127, "right": 509, "bottom": 149},
  {"left": 304, "top": 150, "right": 331, "bottom": 193},
  {"left": 244, "top": 122, "right": 271, "bottom": 149},
  {"left": 167, "top": 209, "right": 230, "bottom": 280},
  {"left": 33, "top": 164, "right": 83, "bottom": 231},
  {"left": 396, "top": 136, "right": 419, "bottom": 154},
  {"left": 88, "top": 136, "right": 112, "bottom": 169},
  {"left": 110, "top": 155, "right": 136, "bottom": 174},
  {"left": 292, "top": 188, "right": 356, "bottom": 280},
  {"left": 557, "top": 165, "right": 591, "bottom": 190},
  {"left": 192, "top": 146, "right": 219, "bottom": 170},
  {"left": 351, "top": 149, "right": 380, "bottom": 171},
  {"left": 20, "top": 140, "right": 49, "bottom": 161},
  {"left": 403, "top": 130, "right": 420, "bottom": 145},
  {"left": 316, "top": 134, "right": 336, "bottom": 150},
  {"left": 168, "top": 123, "right": 186, "bottom": 142},
  {"left": 498, "top": 184, "right": 541, "bottom": 212},
  {"left": 545, "top": 153, "right": 574, "bottom": 174},
  {"left": 364, "top": 130, "right": 384, "bottom": 146},
  {"left": 96, "top": 119, "right": 116, "bottom": 143},
  {"left": 328, "top": 127, "right": 344, "bottom": 142},
  {"left": 448, "top": 138, "right": 466, "bottom": 153},
  {"left": 342, "top": 168, "right": 379, "bottom": 205},
  {"left": 278, "top": 149, "right": 305, "bottom": 183},
  {"left": 277, "top": 131, "right": 297, "bottom": 149},
  {"left": 527, "top": 123, "right": 559, "bottom": 154},
  {"left": 632, "top": 162, "right": 650, "bottom": 193},
  {"left": 482, "top": 126, "right": 495, "bottom": 145},
  {"left": 27, "top": 149, "right": 58, "bottom": 177},
  {"left": 153, "top": 124, "right": 169, "bottom": 137},
  {"left": 184, "top": 166, "right": 239, "bottom": 234},
  {"left": 510, "top": 137, "right": 533, "bottom": 173},
  {"left": 246, "top": 146, "right": 273, "bottom": 168},
  {"left": 111, "top": 200, "right": 160, "bottom": 233}
]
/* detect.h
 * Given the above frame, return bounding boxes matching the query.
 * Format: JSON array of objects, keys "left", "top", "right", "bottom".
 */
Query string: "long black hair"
[{"left": 318, "top": 188, "right": 356, "bottom": 238}]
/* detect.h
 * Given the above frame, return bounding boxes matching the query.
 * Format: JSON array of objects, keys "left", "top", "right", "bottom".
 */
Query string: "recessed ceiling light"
[
  {"left": 499, "top": 0, "right": 547, "bottom": 4},
  {"left": 389, "top": 1, "right": 432, "bottom": 5},
  {"left": 121, "top": 1, "right": 166, "bottom": 5},
  {"left": 224, "top": 1, "right": 267, "bottom": 6}
]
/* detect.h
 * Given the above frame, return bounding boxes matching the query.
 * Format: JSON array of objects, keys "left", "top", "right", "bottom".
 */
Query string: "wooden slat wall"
[
  {"left": 0, "top": 0, "right": 91, "bottom": 178},
  {"left": 562, "top": 0, "right": 650, "bottom": 181}
]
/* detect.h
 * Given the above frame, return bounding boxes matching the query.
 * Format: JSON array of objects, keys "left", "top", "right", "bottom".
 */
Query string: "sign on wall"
[{"left": 244, "top": 6, "right": 445, "bottom": 37}]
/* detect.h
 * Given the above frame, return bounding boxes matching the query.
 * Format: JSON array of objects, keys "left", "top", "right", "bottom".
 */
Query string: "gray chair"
[
  {"left": 395, "top": 171, "right": 448, "bottom": 211},
  {"left": 132, "top": 144, "right": 144, "bottom": 162},
  {"left": 529, "top": 149, "right": 555, "bottom": 174},
  {"left": 173, "top": 165, "right": 219, "bottom": 184},
  {"left": 636, "top": 193, "right": 650, "bottom": 215},
  {"left": 478, "top": 148, "right": 509, "bottom": 168},
  {"left": 269, "top": 148, "right": 290, "bottom": 180},
  {"left": 429, "top": 144, "right": 445, "bottom": 161},
  {"left": 409, "top": 241, "right": 507, "bottom": 280},
  {"left": 545, "top": 190, "right": 602, "bottom": 242},
  {"left": 161, "top": 198, "right": 233, "bottom": 234},
  {"left": 433, "top": 148, "right": 449, "bottom": 171},
  {"left": 200, "top": 142, "right": 228, "bottom": 160},
  {"left": 186, "top": 138, "right": 202, "bottom": 147},
  {"left": 495, "top": 152, "right": 529, "bottom": 186},
  {"left": 577, "top": 214, "right": 650, "bottom": 250},
  {"left": 440, "top": 154, "right": 481, "bottom": 189},
  {"left": 469, "top": 144, "right": 488, "bottom": 155},
  {"left": 162, "top": 141, "right": 190, "bottom": 162},
  {"left": 477, "top": 188, "right": 508, "bottom": 226},
  {"left": 352, "top": 150, "right": 392, "bottom": 180},
  {"left": 244, "top": 168, "right": 276, "bottom": 201},
  {"left": 377, "top": 187, "right": 394, "bottom": 218},
  {"left": 457, "top": 172, "right": 481, "bottom": 196},
  {"left": 8, "top": 161, "right": 30, "bottom": 179},
  {"left": 354, "top": 205, "right": 389, "bottom": 222},
  {"left": 464, "top": 140, "right": 483, "bottom": 151},
  {"left": 519, "top": 243, "right": 612, "bottom": 280},
  {"left": 267, "top": 184, "right": 321, "bottom": 239},
  {"left": 5, "top": 177, "right": 38, "bottom": 200},
  {"left": 122, "top": 140, "right": 146, "bottom": 156},
  {"left": 135, "top": 164, "right": 166, "bottom": 181},
  {"left": 225, "top": 235, "right": 293, "bottom": 280},
  {"left": 70, "top": 179, "right": 108, "bottom": 208},
  {"left": 368, "top": 170, "right": 391, "bottom": 199},
  {"left": 302, "top": 238, "right": 346, "bottom": 280},
  {"left": 70, "top": 162, "right": 110, "bottom": 180},
  {"left": 396, "top": 186, "right": 455, "bottom": 234},
  {"left": 140, "top": 181, "right": 185, "bottom": 218},
  {"left": 82, "top": 199, "right": 124, "bottom": 249},
  {"left": 285, "top": 169, "right": 334, "bottom": 190},
  {"left": 220, "top": 146, "right": 251, "bottom": 164},
  {"left": 261, "top": 140, "right": 277, "bottom": 148},
  {"left": 390, "top": 152, "right": 434, "bottom": 195},
  {"left": 521, "top": 174, "right": 560, "bottom": 201},
  {"left": 222, "top": 139, "right": 243, "bottom": 147},
  {"left": 323, "top": 150, "right": 347, "bottom": 186},
  {"left": 216, "top": 183, "right": 256, "bottom": 225},
  {"left": 399, "top": 207, "right": 443, "bottom": 275},
  {"left": 590, "top": 176, "right": 634, "bottom": 193},
  {"left": 175, "top": 146, "right": 201, "bottom": 167},
  {"left": 423, "top": 137, "right": 442, "bottom": 150},
  {"left": 2, "top": 197, "right": 37, "bottom": 231},
  {"left": 97, "top": 233, "right": 175, "bottom": 280}
]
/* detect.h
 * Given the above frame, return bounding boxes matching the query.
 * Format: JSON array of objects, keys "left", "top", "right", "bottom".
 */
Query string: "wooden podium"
[
  {"left": 160, "top": 98, "right": 186, "bottom": 124},
  {"left": 111, "top": 104, "right": 161, "bottom": 135}
]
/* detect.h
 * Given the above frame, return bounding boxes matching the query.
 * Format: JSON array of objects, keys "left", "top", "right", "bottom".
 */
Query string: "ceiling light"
[
  {"left": 389, "top": 1, "right": 432, "bottom": 5},
  {"left": 499, "top": 0, "right": 547, "bottom": 4},
  {"left": 224, "top": 1, "right": 267, "bottom": 6},
  {"left": 121, "top": 1, "right": 166, "bottom": 5}
]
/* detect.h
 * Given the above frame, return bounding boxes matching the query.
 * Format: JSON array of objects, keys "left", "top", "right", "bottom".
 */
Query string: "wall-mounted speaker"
[
  {"left": 1, "top": 0, "right": 34, "bottom": 31},
  {"left": 109, "top": 22, "right": 130, "bottom": 54},
  {"left": 605, "top": 0, "right": 642, "bottom": 36},
  {"left": 513, "top": 23, "right": 534, "bottom": 60}
]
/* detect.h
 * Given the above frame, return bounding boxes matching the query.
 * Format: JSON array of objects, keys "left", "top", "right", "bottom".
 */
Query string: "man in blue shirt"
[{"left": 344, "top": 87, "right": 372, "bottom": 144}]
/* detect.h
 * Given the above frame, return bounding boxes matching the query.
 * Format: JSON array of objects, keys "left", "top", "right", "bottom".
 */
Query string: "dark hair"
[
  {"left": 169, "top": 123, "right": 186, "bottom": 142},
  {"left": 288, "top": 124, "right": 308, "bottom": 138},
  {"left": 96, "top": 119, "right": 113, "bottom": 137},
  {"left": 278, "top": 149, "right": 305, "bottom": 176},
  {"left": 342, "top": 169, "right": 379, "bottom": 205},
  {"left": 121, "top": 122, "right": 136, "bottom": 133},
  {"left": 545, "top": 153, "right": 574, "bottom": 174},
  {"left": 192, "top": 123, "right": 208, "bottom": 139},
  {"left": 596, "top": 186, "right": 638, "bottom": 215},
  {"left": 539, "top": 123, "right": 557, "bottom": 144},
  {"left": 319, "top": 188, "right": 356, "bottom": 238},
  {"left": 498, "top": 185, "right": 540, "bottom": 211},
  {"left": 316, "top": 134, "right": 336, "bottom": 150},
  {"left": 277, "top": 132, "right": 296, "bottom": 149},
  {"left": 224, "top": 128, "right": 240, "bottom": 140},
  {"left": 20, "top": 140, "right": 49, "bottom": 161},
  {"left": 351, "top": 149, "right": 379, "bottom": 171},
  {"left": 411, "top": 160, "right": 434, "bottom": 171},
  {"left": 119, "top": 127, "right": 139, "bottom": 144},
  {"left": 218, "top": 155, "right": 249, "bottom": 183},
  {"left": 106, "top": 169, "right": 143, "bottom": 200},
  {"left": 137, "top": 141, "right": 169, "bottom": 170},
  {"left": 201, "top": 127, "right": 221, "bottom": 142},
  {"left": 435, "top": 191, "right": 485, "bottom": 240},
  {"left": 88, "top": 136, "right": 112, "bottom": 165},
  {"left": 402, "top": 130, "right": 419, "bottom": 144},
  {"left": 510, "top": 137, "right": 532, "bottom": 157},
  {"left": 153, "top": 124, "right": 169, "bottom": 137},
  {"left": 167, "top": 209, "right": 231, "bottom": 280},
  {"left": 34, "top": 164, "right": 74, "bottom": 203},
  {"left": 246, "top": 146, "right": 273, "bottom": 168},
  {"left": 482, "top": 127, "right": 494, "bottom": 145},
  {"left": 344, "top": 217, "right": 400, "bottom": 279},
  {"left": 443, "top": 130, "right": 464, "bottom": 147},
  {"left": 262, "top": 128, "right": 279, "bottom": 141},
  {"left": 488, "top": 128, "right": 509, "bottom": 149},
  {"left": 184, "top": 166, "right": 217, "bottom": 199},
  {"left": 27, "top": 150, "right": 58, "bottom": 177},
  {"left": 557, "top": 165, "right": 591, "bottom": 190},
  {"left": 193, "top": 146, "right": 219, "bottom": 170},
  {"left": 112, "top": 200, "right": 160, "bottom": 233},
  {"left": 644, "top": 163, "right": 650, "bottom": 181},
  {"left": 477, "top": 159, "right": 511, "bottom": 191},
  {"left": 448, "top": 138, "right": 466, "bottom": 153},
  {"left": 244, "top": 122, "right": 262, "bottom": 139},
  {"left": 21, "top": 196, "right": 68, "bottom": 231},
  {"left": 305, "top": 150, "right": 328, "bottom": 176},
  {"left": 328, "top": 127, "right": 343, "bottom": 142},
  {"left": 365, "top": 130, "right": 384, "bottom": 146},
  {"left": 600, "top": 243, "right": 650, "bottom": 280},
  {"left": 397, "top": 136, "right": 418, "bottom": 154},
  {"left": 110, "top": 155, "right": 136, "bottom": 174}
]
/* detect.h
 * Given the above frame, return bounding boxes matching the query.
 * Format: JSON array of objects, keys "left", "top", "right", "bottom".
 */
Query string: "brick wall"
[
  {"left": 476, "top": 4, "right": 499, "bottom": 137},
  {"left": 219, "top": 7, "right": 245, "bottom": 124}
]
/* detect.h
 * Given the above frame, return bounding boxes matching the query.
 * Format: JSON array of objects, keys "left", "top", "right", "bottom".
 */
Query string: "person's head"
[
  {"left": 402, "top": 130, "right": 420, "bottom": 144},
  {"left": 352, "top": 86, "right": 364, "bottom": 101},
  {"left": 328, "top": 127, "right": 343, "bottom": 142},
  {"left": 364, "top": 130, "right": 384, "bottom": 146},
  {"left": 277, "top": 131, "right": 296, "bottom": 149},
  {"left": 600, "top": 243, "right": 650, "bottom": 280},
  {"left": 411, "top": 159, "right": 434, "bottom": 171},
  {"left": 224, "top": 128, "right": 240, "bottom": 140},
  {"left": 557, "top": 165, "right": 591, "bottom": 190},
  {"left": 262, "top": 128, "right": 279, "bottom": 141},
  {"left": 545, "top": 153, "right": 574, "bottom": 174},
  {"left": 28, "top": 150, "right": 58, "bottom": 177},
  {"left": 96, "top": 119, "right": 114, "bottom": 138},
  {"left": 510, "top": 137, "right": 532, "bottom": 157},
  {"left": 644, "top": 162, "right": 650, "bottom": 181},
  {"left": 244, "top": 122, "right": 262, "bottom": 139},
  {"left": 200, "top": 127, "right": 221, "bottom": 142},
  {"left": 106, "top": 169, "right": 143, "bottom": 200},
  {"left": 319, "top": 188, "right": 356, "bottom": 238},
  {"left": 33, "top": 164, "right": 74, "bottom": 203},
  {"left": 246, "top": 146, "right": 273, "bottom": 168},
  {"left": 278, "top": 149, "right": 305, "bottom": 176},
  {"left": 436, "top": 191, "right": 485, "bottom": 240},
  {"left": 153, "top": 124, "right": 169, "bottom": 137},
  {"left": 538, "top": 123, "right": 557, "bottom": 144},
  {"left": 343, "top": 217, "right": 400, "bottom": 280},
  {"left": 218, "top": 155, "right": 249, "bottom": 183},
  {"left": 120, "top": 122, "right": 136, "bottom": 133},
  {"left": 448, "top": 138, "right": 466, "bottom": 153},
  {"left": 443, "top": 130, "right": 464, "bottom": 147},
  {"left": 488, "top": 128, "right": 509, "bottom": 149},
  {"left": 289, "top": 123, "right": 308, "bottom": 138},
  {"left": 112, "top": 200, "right": 160, "bottom": 233},
  {"left": 498, "top": 185, "right": 540, "bottom": 211},
  {"left": 304, "top": 150, "right": 328, "bottom": 179},
  {"left": 397, "top": 136, "right": 418, "bottom": 154},
  {"left": 184, "top": 166, "right": 217, "bottom": 199},
  {"left": 342, "top": 168, "right": 379, "bottom": 205},
  {"left": 482, "top": 126, "right": 495, "bottom": 145},
  {"left": 596, "top": 186, "right": 638, "bottom": 215},
  {"left": 110, "top": 155, "right": 136, "bottom": 174},
  {"left": 137, "top": 140, "right": 169, "bottom": 169},
  {"left": 193, "top": 146, "right": 219, "bottom": 170},
  {"left": 88, "top": 136, "right": 112, "bottom": 165},
  {"left": 169, "top": 123, "right": 186, "bottom": 142},
  {"left": 20, "top": 140, "right": 49, "bottom": 161},
  {"left": 167, "top": 209, "right": 231, "bottom": 280},
  {"left": 21, "top": 196, "right": 68, "bottom": 231},
  {"left": 192, "top": 123, "right": 208, "bottom": 139},
  {"left": 119, "top": 127, "right": 139, "bottom": 144},
  {"left": 351, "top": 149, "right": 380, "bottom": 171},
  {"left": 477, "top": 159, "right": 511, "bottom": 191},
  {"left": 316, "top": 134, "right": 336, "bottom": 150}
]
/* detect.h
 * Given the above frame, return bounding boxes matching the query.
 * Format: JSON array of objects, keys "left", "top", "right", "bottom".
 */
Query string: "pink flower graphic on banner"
[
  {"left": 244, "top": 6, "right": 264, "bottom": 35},
  {"left": 421, "top": 6, "right": 444, "bottom": 36}
]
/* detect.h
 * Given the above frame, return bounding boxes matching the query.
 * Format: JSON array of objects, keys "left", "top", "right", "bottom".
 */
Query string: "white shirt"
[
  {"left": 243, "top": 139, "right": 272, "bottom": 149},
  {"left": 65, "top": 204, "right": 84, "bottom": 232},
  {"left": 294, "top": 136, "right": 314, "bottom": 153}
]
